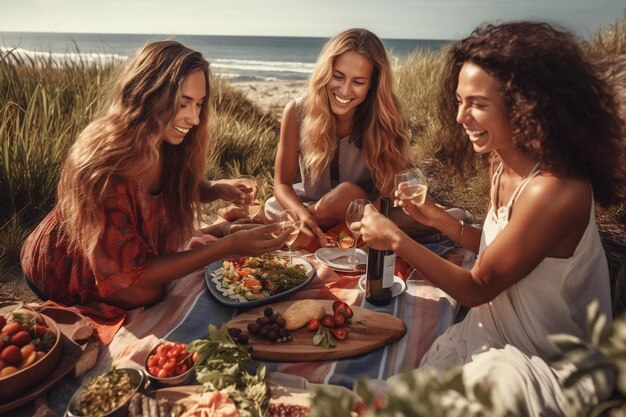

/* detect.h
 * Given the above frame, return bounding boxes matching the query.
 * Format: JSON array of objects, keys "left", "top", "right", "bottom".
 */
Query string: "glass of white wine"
[
  {"left": 273, "top": 209, "right": 301, "bottom": 266},
  {"left": 394, "top": 167, "right": 428, "bottom": 206},
  {"left": 345, "top": 199, "right": 371, "bottom": 266}
]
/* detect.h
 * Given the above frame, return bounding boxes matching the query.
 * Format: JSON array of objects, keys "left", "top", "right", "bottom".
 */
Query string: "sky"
[{"left": 0, "top": 0, "right": 624, "bottom": 40}]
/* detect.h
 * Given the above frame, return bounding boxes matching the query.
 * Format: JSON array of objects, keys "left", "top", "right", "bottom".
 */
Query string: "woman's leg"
[{"left": 309, "top": 182, "right": 368, "bottom": 229}]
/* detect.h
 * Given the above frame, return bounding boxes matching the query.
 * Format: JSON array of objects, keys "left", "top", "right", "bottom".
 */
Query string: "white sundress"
[{"left": 418, "top": 164, "right": 614, "bottom": 416}]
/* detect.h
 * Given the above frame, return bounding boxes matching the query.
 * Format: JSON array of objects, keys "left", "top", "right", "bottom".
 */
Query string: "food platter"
[
  {"left": 226, "top": 299, "right": 406, "bottom": 361},
  {"left": 314, "top": 247, "right": 367, "bottom": 271},
  {"left": 205, "top": 255, "right": 315, "bottom": 308}
]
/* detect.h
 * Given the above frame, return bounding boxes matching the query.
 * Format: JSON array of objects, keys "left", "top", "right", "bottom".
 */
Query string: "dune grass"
[{"left": 1, "top": 16, "right": 626, "bottom": 278}]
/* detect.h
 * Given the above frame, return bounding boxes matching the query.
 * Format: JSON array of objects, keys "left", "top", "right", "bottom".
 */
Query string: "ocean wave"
[
  {"left": 211, "top": 58, "right": 314, "bottom": 74},
  {"left": 0, "top": 47, "right": 127, "bottom": 66}
]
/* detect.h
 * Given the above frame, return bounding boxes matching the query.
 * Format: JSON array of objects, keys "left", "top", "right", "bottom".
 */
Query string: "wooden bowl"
[{"left": 0, "top": 313, "right": 63, "bottom": 402}]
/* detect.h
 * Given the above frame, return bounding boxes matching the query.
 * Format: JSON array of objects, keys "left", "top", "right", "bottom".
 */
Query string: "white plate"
[
  {"left": 358, "top": 274, "right": 406, "bottom": 298},
  {"left": 314, "top": 247, "right": 367, "bottom": 271}
]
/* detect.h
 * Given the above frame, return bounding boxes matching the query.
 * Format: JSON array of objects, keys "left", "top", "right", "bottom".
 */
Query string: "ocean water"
[{"left": 0, "top": 32, "right": 448, "bottom": 82}]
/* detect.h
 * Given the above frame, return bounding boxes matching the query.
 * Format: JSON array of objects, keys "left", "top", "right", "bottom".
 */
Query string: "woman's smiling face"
[
  {"left": 455, "top": 62, "right": 513, "bottom": 154},
  {"left": 162, "top": 70, "right": 206, "bottom": 146},
  {"left": 326, "top": 50, "right": 373, "bottom": 119}
]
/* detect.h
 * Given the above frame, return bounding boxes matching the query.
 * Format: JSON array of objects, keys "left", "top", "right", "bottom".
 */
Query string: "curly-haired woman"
[{"left": 360, "top": 22, "right": 626, "bottom": 415}]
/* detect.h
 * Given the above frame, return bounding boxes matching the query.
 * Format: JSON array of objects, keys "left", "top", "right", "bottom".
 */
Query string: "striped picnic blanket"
[{"left": 46, "top": 240, "right": 473, "bottom": 415}]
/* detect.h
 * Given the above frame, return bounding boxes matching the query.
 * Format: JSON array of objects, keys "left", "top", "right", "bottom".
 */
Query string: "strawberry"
[
  {"left": 320, "top": 314, "right": 336, "bottom": 329},
  {"left": 2, "top": 322, "right": 25, "bottom": 336},
  {"left": 0, "top": 345, "right": 21, "bottom": 365},
  {"left": 10, "top": 330, "right": 31, "bottom": 347},
  {"left": 330, "top": 327, "right": 348, "bottom": 341},
  {"left": 333, "top": 313, "right": 347, "bottom": 327},
  {"left": 307, "top": 319, "right": 320, "bottom": 332},
  {"left": 332, "top": 301, "right": 354, "bottom": 319}
]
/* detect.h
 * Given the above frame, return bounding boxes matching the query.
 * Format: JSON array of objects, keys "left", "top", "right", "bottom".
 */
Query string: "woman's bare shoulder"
[{"left": 520, "top": 173, "right": 590, "bottom": 223}]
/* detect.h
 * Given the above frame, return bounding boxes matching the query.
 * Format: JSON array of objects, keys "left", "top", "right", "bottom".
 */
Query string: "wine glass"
[
  {"left": 273, "top": 209, "right": 301, "bottom": 266},
  {"left": 394, "top": 167, "right": 428, "bottom": 206},
  {"left": 345, "top": 199, "right": 371, "bottom": 266}
]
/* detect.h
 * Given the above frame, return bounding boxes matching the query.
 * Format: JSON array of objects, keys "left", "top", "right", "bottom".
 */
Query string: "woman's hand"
[
  {"left": 299, "top": 211, "right": 324, "bottom": 239},
  {"left": 226, "top": 223, "right": 290, "bottom": 256},
  {"left": 359, "top": 204, "right": 402, "bottom": 251},
  {"left": 215, "top": 179, "right": 257, "bottom": 205}
]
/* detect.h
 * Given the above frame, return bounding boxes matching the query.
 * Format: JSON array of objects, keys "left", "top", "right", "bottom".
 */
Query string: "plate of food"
[{"left": 205, "top": 254, "right": 315, "bottom": 308}]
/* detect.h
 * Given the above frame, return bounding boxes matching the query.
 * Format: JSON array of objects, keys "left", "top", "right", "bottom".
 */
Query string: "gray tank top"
[{"left": 295, "top": 98, "right": 375, "bottom": 200}]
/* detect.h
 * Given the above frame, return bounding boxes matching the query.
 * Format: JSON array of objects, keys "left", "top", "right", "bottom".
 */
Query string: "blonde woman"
[
  {"left": 21, "top": 41, "right": 289, "bottom": 309},
  {"left": 265, "top": 28, "right": 414, "bottom": 244}
]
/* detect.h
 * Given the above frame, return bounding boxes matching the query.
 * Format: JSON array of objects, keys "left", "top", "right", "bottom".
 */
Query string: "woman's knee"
[{"left": 313, "top": 182, "right": 367, "bottom": 223}]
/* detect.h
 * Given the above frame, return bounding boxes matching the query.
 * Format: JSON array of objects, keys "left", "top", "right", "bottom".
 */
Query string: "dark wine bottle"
[{"left": 365, "top": 197, "right": 393, "bottom": 305}]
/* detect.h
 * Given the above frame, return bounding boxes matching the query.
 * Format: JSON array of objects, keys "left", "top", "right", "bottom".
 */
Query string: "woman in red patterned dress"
[{"left": 20, "top": 41, "right": 289, "bottom": 309}]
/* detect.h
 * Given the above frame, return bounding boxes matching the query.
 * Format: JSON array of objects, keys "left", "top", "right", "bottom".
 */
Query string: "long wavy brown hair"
[
  {"left": 57, "top": 41, "right": 211, "bottom": 268},
  {"left": 301, "top": 28, "right": 412, "bottom": 196},
  {"left": 436, "top": 22, "right": 626, "bottom": 207}
]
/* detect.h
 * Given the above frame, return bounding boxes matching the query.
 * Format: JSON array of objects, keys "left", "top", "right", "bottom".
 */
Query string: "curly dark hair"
[{"left": 436, "top": 21, "right": 626, "bottom": 207}]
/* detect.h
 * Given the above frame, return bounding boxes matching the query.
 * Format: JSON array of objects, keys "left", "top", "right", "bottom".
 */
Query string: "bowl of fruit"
[
  {"left": 144, "top": 341, "right": 195, "bottom": 387},
  {"left": 0, "top": 307, "right": 62, "bottom": 401}
]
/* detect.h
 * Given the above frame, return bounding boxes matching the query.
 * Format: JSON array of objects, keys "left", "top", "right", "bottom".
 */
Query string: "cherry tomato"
[
  {"left": 175, "top": 363, "right": 189, "bottom": 375},
  {"left": 147, "top": 355, "right": 158, "bottom": 368},
  {"left": 148, "top": 366, "right": 160, "bottom": 376},
  {"left": 157, "top": 368, "right": 170, "bottom": 379},
  {"left": 162, "top": 359, "right": 175, "bottom": 371}
]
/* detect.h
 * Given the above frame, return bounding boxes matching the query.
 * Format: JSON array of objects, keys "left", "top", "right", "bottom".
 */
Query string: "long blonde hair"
[
  {"left": 301, "top": 28, "right": 411, "bottom": 195},
  {"left": 57, "top": 41, "right": 211, "bottom": 268}
]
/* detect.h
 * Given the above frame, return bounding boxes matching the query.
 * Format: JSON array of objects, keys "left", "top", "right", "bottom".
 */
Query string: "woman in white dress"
[{"left": 359, "top": 22, "right": 626, "bottom": 416}]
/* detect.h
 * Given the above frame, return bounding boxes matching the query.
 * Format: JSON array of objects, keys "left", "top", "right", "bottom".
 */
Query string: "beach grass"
[{"left": 1, "top": 16, "right": 626, "bottom": 297}]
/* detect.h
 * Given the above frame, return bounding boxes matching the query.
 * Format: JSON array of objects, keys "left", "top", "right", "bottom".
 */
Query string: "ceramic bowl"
[
  {"left": 66, "top": 367, "right": 144, "bottom": 417},
  {"left": 143, "top": 342, "right": 195, "bottom": 387},
  {"left": 0, "top": 312, "right": 62, "bottom": 402}
]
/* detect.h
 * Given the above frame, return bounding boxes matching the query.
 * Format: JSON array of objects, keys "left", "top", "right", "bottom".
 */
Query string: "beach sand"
[{"left": 230, "top": 80, "right": 307, "bottom": 120}]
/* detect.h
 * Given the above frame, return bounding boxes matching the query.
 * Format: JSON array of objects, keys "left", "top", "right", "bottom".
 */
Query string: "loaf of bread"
[{"left": 282, "top": 300, "right": 326, "bottom": 330}]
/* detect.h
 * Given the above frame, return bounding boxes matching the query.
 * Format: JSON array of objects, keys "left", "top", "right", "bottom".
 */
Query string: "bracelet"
[{"left": 456, "top": 220, "right": 465, "bottom": 242}]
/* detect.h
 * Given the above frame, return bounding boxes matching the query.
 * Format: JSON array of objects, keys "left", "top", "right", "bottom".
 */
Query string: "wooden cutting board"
[{"left": 226, "top": 299, "right": 406, "bottom": 362}]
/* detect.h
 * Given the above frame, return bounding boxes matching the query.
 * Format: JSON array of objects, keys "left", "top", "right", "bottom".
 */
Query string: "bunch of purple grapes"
[{"left": 246, "top": 306, "right": 292, "bottom": 342}]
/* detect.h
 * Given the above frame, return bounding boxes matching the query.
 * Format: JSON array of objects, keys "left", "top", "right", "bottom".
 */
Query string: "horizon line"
[{"left": 0, "top": 30, "right": 452, "bottom": 43}]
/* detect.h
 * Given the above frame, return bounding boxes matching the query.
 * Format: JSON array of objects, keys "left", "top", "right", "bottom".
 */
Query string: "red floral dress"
[{"left": 21, "top": 180, "right": 177, "bottom": 306}]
